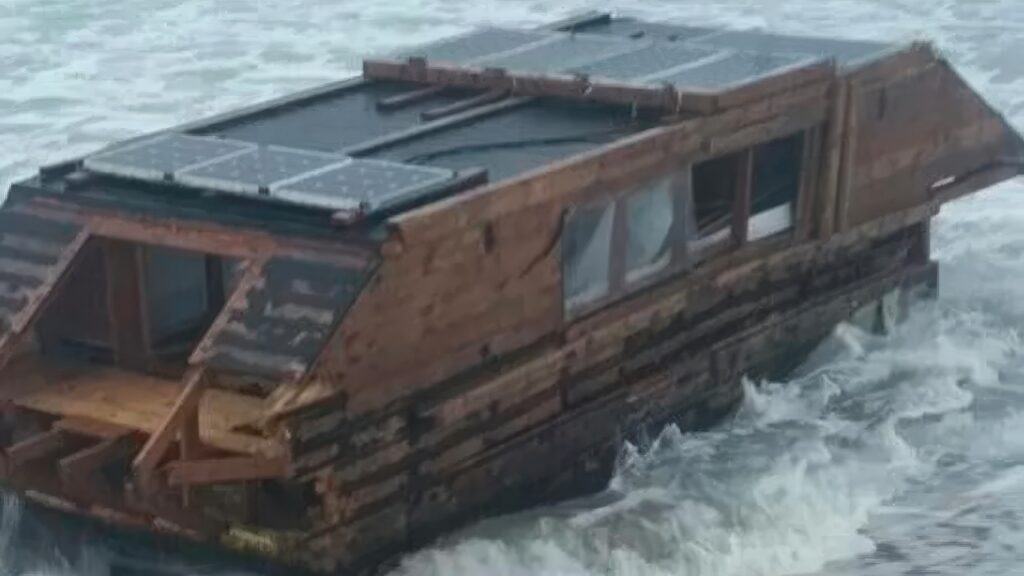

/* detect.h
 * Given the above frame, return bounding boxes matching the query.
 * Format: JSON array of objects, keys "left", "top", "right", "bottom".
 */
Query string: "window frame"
[{"left": 561, "top": 126, "right": 819, "bottom": 321}]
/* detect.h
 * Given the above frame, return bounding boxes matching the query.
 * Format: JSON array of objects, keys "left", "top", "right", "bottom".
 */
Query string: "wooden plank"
[
  {"left": 166, "top": 456, "right": 288, "bottom": 486},
  {"left": 834, "top": 77, "right": 858, "bottom": 232},
  {"left": 8, "top": 358, "right": 275, "bottom": 456},
  {"left": 132, "top": 367, "right": 206, "bottom": 476},
  {"left": 732, "top": 149, "right": 753, "bottom": 245},
  {"left": 58, "top": 435, "right": 136, "bottom": 484},
  {"left": 54, "top": 416, "right": 134, "bottom": 440},
  {"left": 817, "top": 79, "right": 848, "bottom": 239},
  {"left": 6, "top": 430, "right": 64, "bottom": 467},
  {"left": 104, "top": 240, "right": 152, "bottom": 371},
  {"left": 421, "top": 89, "right": 508, "bottom": 121},
  {"left": 376, "top": 85, "right": 446, "bottom": 111},
  {"left": 930, "top": 163, "right": 1020, "bottom": 204},
  {"left": 795, "top": 126, "right": 823, "bottom": 241},
  {"left": 17, "top": 199, "right": 372, "bottom": 269}
]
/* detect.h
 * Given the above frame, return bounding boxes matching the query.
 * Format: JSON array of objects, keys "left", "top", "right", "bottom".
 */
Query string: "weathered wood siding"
[
  {"left": 280, "top": 81, "right": 830, "bottom": 422},
  {"left": 290, "top": 223, "right": 934, "bottom": 572},
  {"left": 839, "top": 50, "right": 1024, "bottom": 229}
]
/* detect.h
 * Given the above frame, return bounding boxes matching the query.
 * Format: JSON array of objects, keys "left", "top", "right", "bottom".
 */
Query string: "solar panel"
[
  {"left": 84, "top": 133, "right": 254, "bottom": 181},
  {"left": 401, "top": 27, "right": 552, "bottom": 64},
  {"left": 275, "top": 159, "right": 454, "bottom": 212},
  {"left": 651, "top": 51, "right": 812, "bottom": 90},
  {"left": 175, "top": 145, "right": 348, "bottom": 195},
  {"left": 570, "top": 42, "right": 719, "bottom": 82},
  {"left": 477, "top": 34, "right": 644, "bottom": 75}
]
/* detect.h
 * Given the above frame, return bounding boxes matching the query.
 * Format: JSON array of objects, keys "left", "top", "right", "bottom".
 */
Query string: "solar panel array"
[
  {"left": 83, "top": 133, "right": 455, "bottom": 215},
  {"left": 277, "top": 159, "right": 454, "bottom": 212},
  {"left": 176, "top": 145, "right": 345, "bottom": 195},
  {"left": 84, "top": 134, "right": 254, "bottom": 181},
  {"left": 395, "top": 25, "right": 891, "bottom": 92}
]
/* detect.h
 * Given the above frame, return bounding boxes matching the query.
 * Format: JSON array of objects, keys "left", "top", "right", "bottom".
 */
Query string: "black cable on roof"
[{"left": 401, "top": 127, "right": 634, "bottom": 165}]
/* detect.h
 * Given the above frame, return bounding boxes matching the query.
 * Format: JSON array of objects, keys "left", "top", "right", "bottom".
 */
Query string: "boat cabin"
[{"left": 0, "top": 11, "right": 1019, "bottom": 573}]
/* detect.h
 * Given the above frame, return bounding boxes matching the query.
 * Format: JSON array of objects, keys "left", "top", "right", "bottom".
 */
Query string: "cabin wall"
[
  {"left": 274, "top": 84, "right": 837, "bottom": 570},
  {"left": 272, "top": 46, "right": 1023, "bottom": 572},
  {"left": 290, "top": 222, "right": 935, "bottom": 572},
  {"left": 290, "top": 82, "right": 831, "bottom": 420},
  {"left": 838, "top": 50, "right": 1024, "bottom": 229}
]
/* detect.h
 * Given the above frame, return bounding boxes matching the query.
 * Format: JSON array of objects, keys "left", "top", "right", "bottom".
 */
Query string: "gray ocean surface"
[{"left": 2, "top": 1, "right": 1024, "bottom": 575}]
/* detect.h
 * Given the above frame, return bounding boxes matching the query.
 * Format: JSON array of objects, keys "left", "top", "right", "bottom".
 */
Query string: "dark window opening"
[
  {"left": 691, "top": 151, "right": 741, "bottom": 253},
  {"left": 749, "top": 132, "right": 804, "bottom": 241},
  {"left": 36, "top": 241, "right": 238, "bottom": 375}
]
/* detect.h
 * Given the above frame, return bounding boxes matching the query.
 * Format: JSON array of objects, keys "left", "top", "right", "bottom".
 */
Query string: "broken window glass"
[{"left": 564, "top": 202, "right": 615, "bottom": 311}]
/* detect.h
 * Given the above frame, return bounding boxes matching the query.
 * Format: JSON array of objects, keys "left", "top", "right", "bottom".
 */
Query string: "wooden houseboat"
[{"left": 0, "top": 11, "right": 1020, "bottom": 573}]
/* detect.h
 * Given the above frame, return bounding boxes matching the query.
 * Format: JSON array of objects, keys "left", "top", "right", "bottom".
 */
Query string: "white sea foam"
[{"left": 1, "top": 1, "right": 1023, "bottom": 575}]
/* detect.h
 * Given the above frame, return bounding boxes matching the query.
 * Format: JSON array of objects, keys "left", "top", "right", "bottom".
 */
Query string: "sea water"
[{"left": 1, "top": 1, "right": 1023, "bottom": 574}]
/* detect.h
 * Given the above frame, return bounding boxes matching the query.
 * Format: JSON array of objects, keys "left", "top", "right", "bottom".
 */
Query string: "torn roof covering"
[{"left": 397, "top": 20, "right": 893, "bottom": 90}]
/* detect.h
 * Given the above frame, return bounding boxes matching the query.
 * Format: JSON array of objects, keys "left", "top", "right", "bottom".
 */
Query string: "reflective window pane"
[
  {"left": 625, "top": 179, "right": 674, "bottom": 283},
  {"left": 564, "top": 202, "right": 615, "bottom": 311}
]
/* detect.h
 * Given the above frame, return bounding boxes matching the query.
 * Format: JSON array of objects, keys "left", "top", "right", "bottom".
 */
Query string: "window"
[
  {"left": 145, "top": 246, "right": 210, "bottom": 344},
  {"left": 690, "top": 152, "right": 741, "bottom": 255},
  {"left": 563, "top": 202, "right": 615, "bottom": 311},
  {"left": 625, "top": 178, "right": 674, "bottom": 283},
  {"left": 749, "top": 132, "right": 804, "bottom": 241},
  {"left": 561, "top": 129, "right": 811, "bottom": 319},
  {"left": 563, "top": 172, "right": 686, "bottom": 316}
]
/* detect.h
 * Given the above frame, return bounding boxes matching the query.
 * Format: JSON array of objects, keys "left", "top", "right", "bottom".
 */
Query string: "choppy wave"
[{"left": 1, "top": 1, "right": 1024, "bottom": 575}]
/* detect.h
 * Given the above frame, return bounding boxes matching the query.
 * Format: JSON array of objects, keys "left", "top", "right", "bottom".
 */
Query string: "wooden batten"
[
  {"left": 420, "top": 89, "right": 509, "bottom": 121},
  {"left": 376, "top": 85, "right": 447, "bottom": 111},
  {"left": 59, "top": 435, "right": 137, "bottom": 487},
  {"left": 104, "top": 239, "right": 153, "bottom": 371},
  {"left": 5, "top": 430, "right": 65, "bottom": 467}
]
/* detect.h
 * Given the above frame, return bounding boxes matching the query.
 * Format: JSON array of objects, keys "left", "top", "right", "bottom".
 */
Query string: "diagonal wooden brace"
[{"left": 131, "top": 366, "right": 207, "bottom": 491}]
